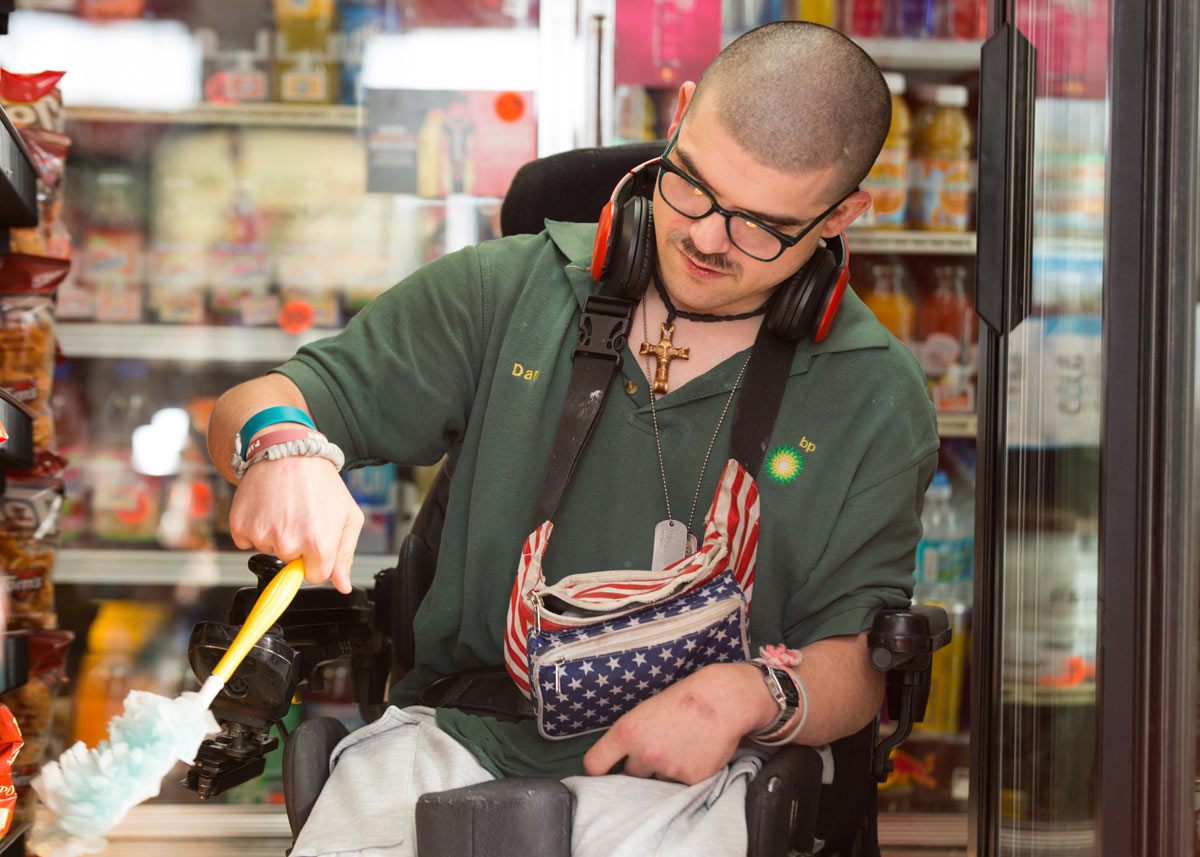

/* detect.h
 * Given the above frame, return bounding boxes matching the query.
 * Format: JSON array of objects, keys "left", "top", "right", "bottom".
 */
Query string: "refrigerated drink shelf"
[
  {"left": 56, "top": 548, "right": 396, "bottom": 588},
  {"left": 67, "top": 103, "right": 361, "bottom": 129},
  {"left": 937, "top": 412, "right": 977, "bottom": 438},
  {"left": 58, "top": 322, "right": 339, "bottom": 363},
  {"left": 847, "top": 229, "right": 977, "bottom": 256},
  {"left": 858, "top": 37, "right": 983, "bottom": 71}
]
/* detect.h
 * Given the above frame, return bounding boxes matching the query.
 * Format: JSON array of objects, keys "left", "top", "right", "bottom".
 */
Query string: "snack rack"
[{"left": 0, "top": 99, "right": 39, "bottom": 855}]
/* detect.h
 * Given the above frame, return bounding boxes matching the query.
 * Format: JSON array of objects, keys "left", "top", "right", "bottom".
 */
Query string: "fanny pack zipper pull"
[{"left": 555, "top": 657, "right": 565, "bottom": 694}]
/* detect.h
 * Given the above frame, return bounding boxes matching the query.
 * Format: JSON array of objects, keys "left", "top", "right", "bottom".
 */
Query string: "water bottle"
[
  {"left": 913, "top": 470, "right": 972, "bottom": 733},
  {"left": 915, "top": 471, "right": 971, "bottom": 586}
]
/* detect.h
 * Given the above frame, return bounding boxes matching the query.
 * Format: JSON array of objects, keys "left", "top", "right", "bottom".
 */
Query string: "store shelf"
[
  {"left": 56, "top": 548, "right": 396, "bottom": 588},
  {"left": 937, "top": 413, "right": 977, "bottom": 438},
  {"left": 859, "top": 37, "right": 983, "bottom": 71},
  {"left": 848, "top": 229, "right": 977, "bottom": 255},
  {"left": 879, "top": 812, "right": 969, "bottom": 847},
  {"left": 67, "top": 103, "right": 362, "bottom": 129},
  {"left": 57, "top": 323, "right": 340, "bottom": 363}
]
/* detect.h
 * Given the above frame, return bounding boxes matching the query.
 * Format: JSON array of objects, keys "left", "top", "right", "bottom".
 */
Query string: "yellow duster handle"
[{"left": 211, "top": 559, "right": 306, "bottom": 683}]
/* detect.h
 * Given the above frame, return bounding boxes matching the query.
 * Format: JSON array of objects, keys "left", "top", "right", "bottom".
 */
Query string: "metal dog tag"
[{"left": 652, "top": 519, "right": 690, "bottom": 570}]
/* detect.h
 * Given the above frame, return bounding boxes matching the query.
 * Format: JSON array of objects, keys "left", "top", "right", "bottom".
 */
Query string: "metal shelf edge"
[
  {"left": 847, "top": 229, "right": 977, "bottom": 255},
  {"left": 56, "top": 548, "right": 396, "bottom": 587},
  {"left": 67, "top": 104, "right": 362, "bottom": 129},
  {"left": 859, "top": 37, "right": 984, "bottom": 70},
  {"left": 937, "top": 413, "right": 978, "bottom": 438},
  {"left": 57, "top": 323, "right": 339, "bottom": 362}
]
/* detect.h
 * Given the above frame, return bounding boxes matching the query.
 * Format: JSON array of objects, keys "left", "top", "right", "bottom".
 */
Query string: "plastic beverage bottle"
[
  {"left": 891, "top": 0, "right": 934, "bottom": 37},
  {"left": 861, "top": 263, "right": 916, "bottom": 342},
  {"left": 90, "top": 360, "right": 163, "bottom": 543},
  {"left": 919, "top": 265, "right": 977, "bottom": 354},
  {"left": 912, "top": 471, "right": 972, "bottom": 733},
  {"left": 860, "top": 72, "right": 911, "bottom": 229},
  {"left": 795, "top": 0, "right": 838, "bottom": 27},
  {"left": 274, "top": 0, "right": 339, "bottom": 104},
  {"left": 841, "top": 0, "right": 885, "bottom": 36},
  {"left": 937, "top": 0, "right": 987, "bottom": 39},
  {"left": 909, "top": 84, "right": 973, "bottom": 231},
  {"left": 72, "top": 601, "right": 162, "bottom": 747}
]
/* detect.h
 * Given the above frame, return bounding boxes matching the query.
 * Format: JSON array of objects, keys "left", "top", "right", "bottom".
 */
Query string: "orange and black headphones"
[{"left": 589, "top": 158, "right": 851, "bottom": 343}]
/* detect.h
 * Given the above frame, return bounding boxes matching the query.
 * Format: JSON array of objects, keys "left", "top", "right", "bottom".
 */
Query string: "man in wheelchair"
[{"left": 203, "top": 20, "right": 942, "bottom": 857}]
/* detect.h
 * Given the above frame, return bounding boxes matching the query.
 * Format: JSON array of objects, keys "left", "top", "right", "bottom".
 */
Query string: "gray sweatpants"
[{"left": 290, "top": 706, "right": 768, "bottom": 857}]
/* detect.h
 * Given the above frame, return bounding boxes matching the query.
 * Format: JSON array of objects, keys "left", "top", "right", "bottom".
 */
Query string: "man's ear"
[
  {"left": 821, "top": 190, "right": 873, "bottom": 237},
  {"left": 666, "top": 81, "right": 697, "bottom": 139}
]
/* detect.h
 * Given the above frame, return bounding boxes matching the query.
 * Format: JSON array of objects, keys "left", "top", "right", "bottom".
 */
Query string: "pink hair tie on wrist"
[
  {"left": 243, "top": 427, "right": 327, "bottom": 460},
  {"left": 231, "top": 426, "right": 346, "bottom": 480}
]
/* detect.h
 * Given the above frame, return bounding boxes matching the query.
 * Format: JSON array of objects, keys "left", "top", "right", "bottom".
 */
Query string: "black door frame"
[{"left": 1098, "top": 0, "right": 1198, "bottom": 854}]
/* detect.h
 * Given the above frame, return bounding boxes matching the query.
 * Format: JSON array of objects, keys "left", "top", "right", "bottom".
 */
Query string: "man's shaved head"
[{"left": 691, "top": 22, "right": 892, "bottom": 204}]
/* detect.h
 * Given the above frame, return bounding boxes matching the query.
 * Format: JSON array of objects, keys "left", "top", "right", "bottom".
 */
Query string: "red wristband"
[{"left": 243, "top": 427, "right": 327, "bottom": 460}]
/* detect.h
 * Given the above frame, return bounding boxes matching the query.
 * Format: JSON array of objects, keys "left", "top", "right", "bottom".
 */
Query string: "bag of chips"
[
  {"left": 0, "top": 256, "right": 68, "bottom": 453},
  {"left": 0, "top": 703, "right": 23, "bottom": 838}
]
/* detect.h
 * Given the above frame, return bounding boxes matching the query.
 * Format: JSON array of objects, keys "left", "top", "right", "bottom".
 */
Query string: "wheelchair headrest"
[{"left": 499, "top": 140, "right": 667, "bottom": 237}]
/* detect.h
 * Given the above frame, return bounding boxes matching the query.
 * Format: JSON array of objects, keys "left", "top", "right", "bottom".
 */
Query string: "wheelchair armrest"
[{"left": 867, "top": 605, "right": 952, "bottom": 783}]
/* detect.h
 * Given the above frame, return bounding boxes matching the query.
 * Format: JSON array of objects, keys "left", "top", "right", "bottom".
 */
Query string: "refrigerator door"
[{"left": 972, "top": 1, "right": 1199, "bottom": 855}]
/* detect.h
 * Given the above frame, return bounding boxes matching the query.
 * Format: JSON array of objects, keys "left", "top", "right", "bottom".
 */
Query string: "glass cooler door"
[{"left": 971, "top": 0, "right": 1200, "bottom": 855}]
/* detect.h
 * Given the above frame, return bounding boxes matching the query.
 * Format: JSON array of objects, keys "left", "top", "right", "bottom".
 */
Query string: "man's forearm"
[
  {"left": 777, "top": 632, "right": 882, "bottom": 746},
  {"left": 208, "top": 373, "right": 313, "bottom": 484}
]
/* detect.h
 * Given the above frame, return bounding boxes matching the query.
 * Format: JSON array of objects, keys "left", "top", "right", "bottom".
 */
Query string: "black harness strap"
[
  {"left": 731, "top": 320, "right": 798, "bottom": 479},
  {"left": 531, "top": 293, "right": 636, "bottom": 526}
]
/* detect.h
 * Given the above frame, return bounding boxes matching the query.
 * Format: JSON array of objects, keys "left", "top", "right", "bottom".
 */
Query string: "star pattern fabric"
[{"left": 528, "top": 570, "right": 749, "bottom": 739}]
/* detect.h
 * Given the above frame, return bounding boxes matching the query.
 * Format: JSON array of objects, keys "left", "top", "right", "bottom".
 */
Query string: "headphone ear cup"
[
  {"left": 606, "top": 194, "right": 656, "bottom": 300},
  {"left": 767, "top": 245, "right": 836, "bottom": 341}
]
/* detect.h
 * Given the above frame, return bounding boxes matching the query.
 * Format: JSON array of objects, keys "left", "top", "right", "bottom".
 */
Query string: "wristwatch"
[{"left": 748, "top": 661, "right": 801, "bottom": 739}]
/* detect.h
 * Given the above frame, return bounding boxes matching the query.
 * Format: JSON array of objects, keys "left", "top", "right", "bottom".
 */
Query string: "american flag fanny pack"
[{"left": 505, "top": 458, "right": 760, "bottom": 740}]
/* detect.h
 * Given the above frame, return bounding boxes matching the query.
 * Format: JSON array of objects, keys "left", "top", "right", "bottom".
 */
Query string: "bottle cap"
[
  {"left": 934, "top": 85, "right": 969, "bottom": 108},
  {"left": 882, "top": 72, "right": 906, "bottom": 96}
]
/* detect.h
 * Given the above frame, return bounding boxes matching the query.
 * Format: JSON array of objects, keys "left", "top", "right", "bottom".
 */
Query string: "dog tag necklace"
[{"left": 642, "top": 294, "right": 753, "bottom": 570}]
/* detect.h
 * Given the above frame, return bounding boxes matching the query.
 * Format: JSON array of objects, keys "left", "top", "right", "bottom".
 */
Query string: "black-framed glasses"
[{"left": 657, "top": 130, "right": 847, "bottom": 263}]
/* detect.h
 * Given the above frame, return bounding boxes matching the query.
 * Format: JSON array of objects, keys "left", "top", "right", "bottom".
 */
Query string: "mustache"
[{"left": 679, "top": 236, "right": 739, "bottom": 275}]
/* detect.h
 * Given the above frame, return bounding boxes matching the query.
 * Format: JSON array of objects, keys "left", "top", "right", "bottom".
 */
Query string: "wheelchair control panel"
[{"left": 182, "top": 553, "right": 397, "bottom": 799}]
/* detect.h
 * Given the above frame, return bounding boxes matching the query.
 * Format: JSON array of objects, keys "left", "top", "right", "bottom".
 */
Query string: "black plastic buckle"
[{"left": 572, "top": 295, "right": 635, "bottom": 365}]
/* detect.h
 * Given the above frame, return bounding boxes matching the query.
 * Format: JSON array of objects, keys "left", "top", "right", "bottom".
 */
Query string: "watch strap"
[{"left": 748, "top": 661, "right": 800, "bottom": 739}]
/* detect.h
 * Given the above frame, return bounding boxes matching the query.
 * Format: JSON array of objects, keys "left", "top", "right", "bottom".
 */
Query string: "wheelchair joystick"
[{"left": 180, "top": 553, "right": 394, "bottom": 800}]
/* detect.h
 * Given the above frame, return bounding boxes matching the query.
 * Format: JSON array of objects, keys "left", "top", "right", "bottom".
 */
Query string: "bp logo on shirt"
[
  {"left": 765, "top": 437, "right": 815, "bottom": 483},
  {"left": 764, "top": 446, "right": 803, "bottom": 483}
]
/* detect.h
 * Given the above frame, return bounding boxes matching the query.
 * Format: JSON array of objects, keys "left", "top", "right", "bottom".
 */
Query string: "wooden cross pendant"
[{"left": 640, "top": 322, "right": 689, "bottom": 394}]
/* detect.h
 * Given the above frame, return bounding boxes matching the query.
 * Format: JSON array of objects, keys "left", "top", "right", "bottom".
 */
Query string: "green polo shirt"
[{"left": 275, "top": 220, "right": 939, "bottom": 779}]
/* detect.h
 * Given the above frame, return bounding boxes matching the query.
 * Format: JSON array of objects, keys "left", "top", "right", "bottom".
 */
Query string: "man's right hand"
[{"left": 227, "top": 454, "right": 364, "bottom": 594}]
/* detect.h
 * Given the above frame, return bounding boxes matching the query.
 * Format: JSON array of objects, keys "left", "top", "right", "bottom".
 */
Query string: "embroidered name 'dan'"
[{"left": 511, "top": 363, "right": 540, "bottom": 381}]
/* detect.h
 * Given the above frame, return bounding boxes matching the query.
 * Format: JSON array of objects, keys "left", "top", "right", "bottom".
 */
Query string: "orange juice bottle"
[
  {"left": 861, "top": 72, "right": 911, "bottom": 228},
  {"left": 795, "top": 0, "right": 838, "bottom": 27},
  {"left": 274, "top": 0, "right": 339, "bottom": 104},
  {"left": 909, "top": 84, "right": 973, "bottom": 231},
  {"left": 861, "top": 262, "right": 916, "bottom": 341},
  {"left": 72, "top": 601, "right": 163, "bottom": 747}
]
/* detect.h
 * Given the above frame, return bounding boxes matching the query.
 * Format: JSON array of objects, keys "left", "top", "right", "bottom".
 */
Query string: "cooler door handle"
[{"left": 976, "top": 23, "right": 1036, "bottom": 335}]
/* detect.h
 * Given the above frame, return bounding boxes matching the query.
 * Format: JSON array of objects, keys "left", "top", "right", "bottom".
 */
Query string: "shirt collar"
[{"left": 545, "top": 218, "right": 890, "bottom": 374}]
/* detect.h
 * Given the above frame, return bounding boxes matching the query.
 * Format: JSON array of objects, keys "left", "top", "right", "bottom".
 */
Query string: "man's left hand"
[{"left": 582, "top": 662, "right": 778, "bottom": 785}]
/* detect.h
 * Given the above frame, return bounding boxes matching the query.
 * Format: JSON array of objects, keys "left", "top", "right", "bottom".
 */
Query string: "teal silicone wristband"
[{"left": 237, "top": 406, "right": 316, "bottom": 456}]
